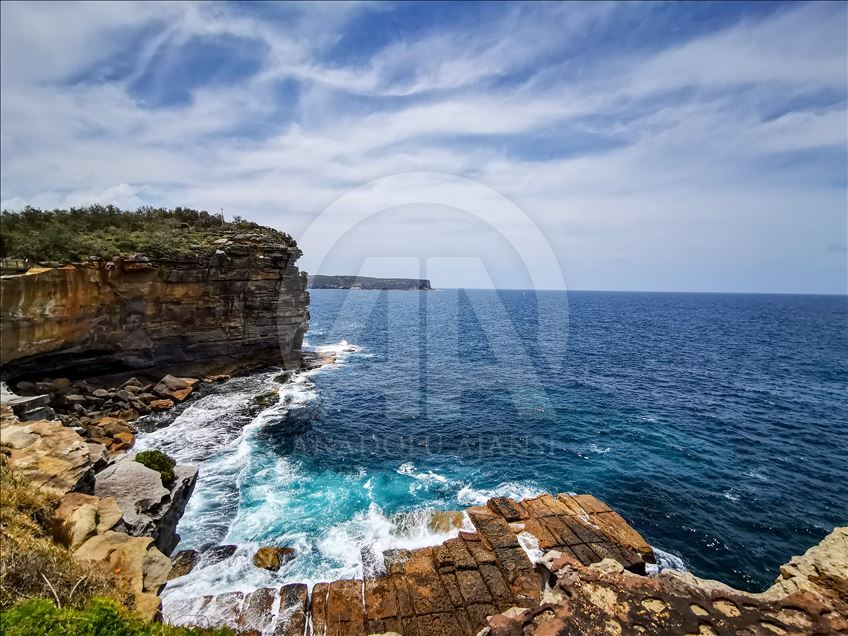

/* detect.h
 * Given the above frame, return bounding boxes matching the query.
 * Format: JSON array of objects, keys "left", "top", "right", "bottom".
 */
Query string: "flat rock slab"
[{"left": 163, "top": 492, "right": 658, "bottom": 635}]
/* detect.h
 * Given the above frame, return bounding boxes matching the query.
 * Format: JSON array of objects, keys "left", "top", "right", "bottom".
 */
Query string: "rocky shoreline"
[
  {"left": 2, "top": 363, "right": 846, "bottom": 634},
  {"left": 162, "top": 491, "right": 846, "bottom": 636}
]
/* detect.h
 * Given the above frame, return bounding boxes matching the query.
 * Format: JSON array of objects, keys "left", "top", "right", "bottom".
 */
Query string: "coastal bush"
[
  {"left": 133, "top": 450, "right": 176, "bottom": 487},
  {"left": 0, "top": 205, "right": 291, "bottom": 263},
  {"left": 0, "top": 598, "right": 232, "bottom": 635},
  {"left": 0, "top": 456, "right": 118, "bottom": 610}
]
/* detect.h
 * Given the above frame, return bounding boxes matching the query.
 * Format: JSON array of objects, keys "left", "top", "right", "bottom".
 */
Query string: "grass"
[
  {"left": 0, "top": 455, "right": 120, "bottom": 610},
  {"left": 0, "top": 205, "right": 292, "bottom": 263},
  {"left": 0, "top": 598, "right": 232, "bottom": 636}
]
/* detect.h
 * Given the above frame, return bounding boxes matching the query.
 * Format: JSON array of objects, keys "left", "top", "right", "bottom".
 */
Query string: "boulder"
[
  {"left": 0, "top": 419, "right": 94, "bottom": 494},
  {"left": 154, "top": 375, "right": 189, "bottom": 395},
  {"left": 94, "top": 458, "right": 198, "bottom": 555},
  {"left": 55, "top": 492, "right": 124, "bottom": 549},
  {"left": 202, "top": 544, "right": 237, "bottom": 566},
  {"left": 168, "top": 549, "right": 200, "bottom": 580},
  {"left": 253, "top": 546, "right": 296, "bottom": 571},
  {"left": 149, "top": 399, "right": 174, "bottom": 411},
  {"left": 74, "top": 530, "right": 170, "bottom": 620},
  {"left": 169, "top": 387, "right": 193, "bottom": 402}
]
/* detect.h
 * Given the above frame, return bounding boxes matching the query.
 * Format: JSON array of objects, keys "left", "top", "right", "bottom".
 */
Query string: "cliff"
[
  {"left": 0, "top": 232, "right": 309, "bottom": 380},
  {"left": 308, "top": 274, "right": 432, "bottom": 290}
]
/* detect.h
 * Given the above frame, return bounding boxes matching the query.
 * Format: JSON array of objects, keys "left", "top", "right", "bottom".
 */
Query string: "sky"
[{"left": 1, "top": 1, "right": 846, "bottom": 293}]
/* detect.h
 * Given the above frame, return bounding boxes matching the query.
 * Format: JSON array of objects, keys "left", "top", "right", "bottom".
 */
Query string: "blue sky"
[{"left": 1, "top": 1, "right": 845, "bottom": 293}]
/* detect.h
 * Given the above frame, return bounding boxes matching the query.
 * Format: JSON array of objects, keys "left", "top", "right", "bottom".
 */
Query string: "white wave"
[
  {"left": 516, "top": 531, "right": 543, "bottom": 564},
  {"left": 456, "top": 481, "right": 544, "bottom": 506},
  {"left": 646, "top": 546, "right": 688, "bottom": 575},
  {"left": 588, "top": 443, "right": 611, "bottom": 454}
]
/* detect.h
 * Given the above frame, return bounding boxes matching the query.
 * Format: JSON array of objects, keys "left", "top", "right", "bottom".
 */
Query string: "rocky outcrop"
[
  {"left": 95, "top": 457, "right": 198, "bottom": 556},
  {"left": 0, "top": 408, "right": 94, "bottom": 494},
  {"left": 167, "top": 492, "right": 656, "bottom": 634},
  {"left": 74, "top": 530, "right": 171, "bottom": 620},
  {"left": 168, "top": 494, "right": 847, "bottom": 636},
  {"left": 54, "top": 491, "right": 124, "bottom": 549},
  {"left": 483, "top": 530, "right": 848, "bottom": 635},
  {"left": 0, "top": 233, "right": 309, "bottom": 379}
]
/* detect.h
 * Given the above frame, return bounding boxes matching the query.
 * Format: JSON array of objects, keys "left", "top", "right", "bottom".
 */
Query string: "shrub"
[
  {"left": 0, "top": 205, "right": 293, "bottom": 264},
  {"left": 0, "top": 457, "right": 119, "bottom": 610},
  {"left": 0, "top": 598, "right": 232, "bottom": 635},
  {"left": 133, "top": 450, "right": 177, "bottom": 487}
]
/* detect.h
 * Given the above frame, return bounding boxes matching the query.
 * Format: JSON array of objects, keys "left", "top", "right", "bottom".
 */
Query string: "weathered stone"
[
  {"left": 168, "top": 387, "right": 193, "bottom": 402},
  {"left": 0, "top": 234, "right": 308, "bottom": 380},
  {"left": 326, "top": 579, "right": 365, "bottom": 636},
  {"left": 237, "top": 587, "right": 276, "bottom": 634},
  {"left": 310, "top": 583, "right": 330, "bottom": 636},
  {"left": 253, "top": 546, "right": 295, "bottom": 571},
  {"left": 94, "top": 458, "right": 197, "bottom": 555},
  {"left": 274, "top": 584, "right": 308, "bottom": 636},
  {"left": 168, "top": 549, "right": 200, "bottom": 580},
  {"left": 487, "top": 497, "right": 526, "bottom": 521},
  {"left": 75, "top": 530, "right": 171, "bottom": 620},
  {"left": 149, "top": 399, "right": 174, "bottom": 410},
  {"left": 202, "top": 544, "right": 237, "bottom": 566},
  {"left": 0, "top": 418, "right": 93, "bottom": 494},
  {"left": 486, "top": 528, "right": 848, "bottom": 636}
]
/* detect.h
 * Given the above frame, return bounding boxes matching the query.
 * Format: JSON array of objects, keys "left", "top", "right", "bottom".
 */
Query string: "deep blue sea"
[{"left": 139, "top": 289, "right": 847, "bottom": 613}]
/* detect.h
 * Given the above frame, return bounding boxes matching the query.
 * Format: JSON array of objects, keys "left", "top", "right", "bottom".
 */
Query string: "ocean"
[{"left": 136, "top": 289, "right": 848, "bottom": 613}]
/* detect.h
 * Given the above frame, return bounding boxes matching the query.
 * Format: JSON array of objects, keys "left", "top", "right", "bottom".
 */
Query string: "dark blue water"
[{"left": 147, "top": 289, "right": 847, "bottom": 606}]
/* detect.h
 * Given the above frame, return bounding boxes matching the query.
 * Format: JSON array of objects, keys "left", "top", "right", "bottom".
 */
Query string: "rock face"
[
  {"left": 94, "top": 457, "right": 198, "bottom": 556},
  {"left": 0, "top": 233, "right": 309, "bottom": 379}
]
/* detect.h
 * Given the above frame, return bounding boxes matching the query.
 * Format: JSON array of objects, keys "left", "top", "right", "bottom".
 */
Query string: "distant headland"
[{"left": 308, "top": 274, "right": 432, "bottom": 290}]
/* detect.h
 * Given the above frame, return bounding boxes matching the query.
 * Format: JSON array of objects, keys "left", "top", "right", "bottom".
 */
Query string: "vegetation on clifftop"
[{"left": 0, "top": 206, "right": 292, "bottom": 263}]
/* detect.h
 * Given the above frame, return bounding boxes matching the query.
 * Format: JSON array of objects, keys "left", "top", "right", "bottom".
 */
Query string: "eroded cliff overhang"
[{"left": 0, "top": 234, "right": 309, "bottom": 379}]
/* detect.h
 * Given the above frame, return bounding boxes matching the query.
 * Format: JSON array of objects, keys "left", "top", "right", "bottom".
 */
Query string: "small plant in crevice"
[{"left": 133, "top": 450, "right": 176, "bottom": 487}]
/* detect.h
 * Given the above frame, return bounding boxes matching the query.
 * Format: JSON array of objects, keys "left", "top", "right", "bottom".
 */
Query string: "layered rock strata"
[{"left": 0, "top": 232, "right": 309, "bottom": 379}]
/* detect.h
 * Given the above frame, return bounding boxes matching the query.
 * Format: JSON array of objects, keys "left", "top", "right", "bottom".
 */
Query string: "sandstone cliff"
[{"left": 0, "top": 232, "right": 309, "bottom": 380}]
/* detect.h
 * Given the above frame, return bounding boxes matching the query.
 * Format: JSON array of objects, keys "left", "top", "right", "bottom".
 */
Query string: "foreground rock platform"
[
  {"left": 171, "top": 492, "right": 657, "bottom": 635},
  {"left": 171, "top": 495, "right": 846, "bottom": 636}
]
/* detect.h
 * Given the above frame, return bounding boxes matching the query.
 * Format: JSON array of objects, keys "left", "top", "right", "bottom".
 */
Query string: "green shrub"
[
  {"left": 0, "top": 205, "right": 293, "bottom": 263},
  {"left": 0, "top": 598, "right": 232, "bottom": 635},
  {"left": 133, "top": 450, "right": 176, "bottom": 487}
]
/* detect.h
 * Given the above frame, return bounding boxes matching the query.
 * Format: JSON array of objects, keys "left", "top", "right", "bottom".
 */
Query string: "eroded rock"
[
  {"left": 94, "top": 457, "right": 197, "bottom": 555},
  {"left": 253, "top": 546, "right": 296, "bottom": 571},
  {"left": 75, "top": 530, "right": 171, "bottom": 620},
  {"left": 0, "top": 417, "right": 93, "bottom": 494}
]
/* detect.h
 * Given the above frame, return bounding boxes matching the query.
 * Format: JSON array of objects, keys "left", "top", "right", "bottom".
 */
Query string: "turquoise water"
[{"left": 138, "top": 289, "right": 847, "bottom": 611}]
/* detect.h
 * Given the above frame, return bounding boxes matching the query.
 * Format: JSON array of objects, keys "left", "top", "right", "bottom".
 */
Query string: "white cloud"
[{"left": 1, "top": 1, "right": 845, "bottom": 293}]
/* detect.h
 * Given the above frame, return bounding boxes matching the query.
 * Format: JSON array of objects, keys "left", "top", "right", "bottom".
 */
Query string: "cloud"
[{"left": 1, "top": 1, "right": 845, "bottom": 293}]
